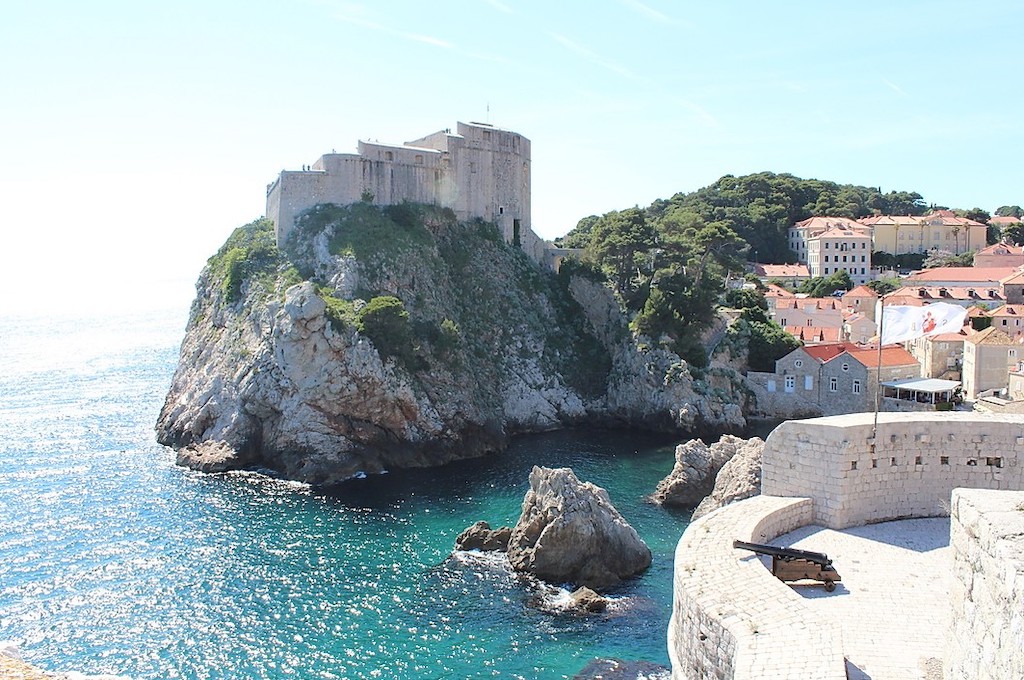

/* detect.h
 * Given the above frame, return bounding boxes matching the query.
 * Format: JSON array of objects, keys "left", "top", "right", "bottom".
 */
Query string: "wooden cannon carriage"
[{"left": 733, "top": 540, "right": 842, "bottom": 592}]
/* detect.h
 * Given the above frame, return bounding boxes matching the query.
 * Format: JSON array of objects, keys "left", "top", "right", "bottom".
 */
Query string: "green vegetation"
[
  {"left": 557, "top": 172, "right": 945, "bottom": 366},
  {"left": 923, "top": 249, "right": 975, "bottom": 268},
  {"left": 356, "top": 296, "right": 419, "bottom": 367},
  {"left": 721, "top": 289, "right": 800, "bottom": 372},
  {"left": 871, "top": 251, "right": 927, "bottom": 272},
  {"left": 866, "top": 277, "right": 901, "bottom": 295},
  {"left": 208, "top": 217, "right": 281, "bottom": 303},
  {"left": 797, "top": 270, "right": 851, "bottom": 298}
]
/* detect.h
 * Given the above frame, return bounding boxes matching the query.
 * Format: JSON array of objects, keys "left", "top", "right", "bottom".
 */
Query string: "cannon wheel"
[{"left": 823, "top": 580, "right": 836, "bottom": 592}]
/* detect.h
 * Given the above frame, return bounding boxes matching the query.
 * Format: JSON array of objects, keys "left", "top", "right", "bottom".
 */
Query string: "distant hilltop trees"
[{"left": 556, "top": 171, "right": 1014, "bottom": 367}]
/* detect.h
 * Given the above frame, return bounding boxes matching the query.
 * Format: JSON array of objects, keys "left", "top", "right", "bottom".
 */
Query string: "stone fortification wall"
[
  {"left": 945, "top": 488, "right": 1024, "bottom": 680},
  {"left": 266, "top": 121, "right": 548, "bottom": 262},
  {"left": 668, "top": 495, "right": 846, "bottom": 680},
  {"left": 761, "top": 412, "right": 1024, "bottom": 529}
]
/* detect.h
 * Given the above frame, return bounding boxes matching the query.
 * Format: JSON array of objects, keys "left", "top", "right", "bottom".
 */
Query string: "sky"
[{"left": 2, "top": 0, "right": 1022, "bottom": 315}]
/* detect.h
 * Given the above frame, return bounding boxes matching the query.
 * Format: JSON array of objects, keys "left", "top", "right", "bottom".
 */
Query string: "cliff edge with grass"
[{"left": 156, "top": 203, "right": 747, "bottom": 484}]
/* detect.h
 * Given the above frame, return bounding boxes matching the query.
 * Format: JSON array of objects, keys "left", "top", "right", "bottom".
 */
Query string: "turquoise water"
[{"left": 0, "top": 306, "right": 695, "bottom": 679}]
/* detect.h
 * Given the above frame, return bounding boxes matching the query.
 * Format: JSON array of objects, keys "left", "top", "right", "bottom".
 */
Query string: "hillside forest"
[{"left": 556, "top": 171, "right": 1019, "bottom": 369}]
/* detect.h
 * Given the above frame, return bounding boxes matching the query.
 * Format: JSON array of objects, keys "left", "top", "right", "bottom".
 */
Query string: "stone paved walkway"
[{"left": 774, "top": 518, "right": 950, "bottom": 680}]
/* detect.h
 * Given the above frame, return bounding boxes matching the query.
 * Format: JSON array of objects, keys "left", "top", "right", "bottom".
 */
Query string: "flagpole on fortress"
[{"left": 871, "top": 295, "right": 886, "bottom": 455}]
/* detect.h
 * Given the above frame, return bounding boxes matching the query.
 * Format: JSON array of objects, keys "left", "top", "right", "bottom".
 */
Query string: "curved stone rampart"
[
  {"left": 671, "top": 412, "right": 1024, "bottom": 678},
  {"left": 668, "top": 495, "right": 846, "bottom": 680},
  {"left": 762, "top": 412, "right": 1024, "bottom": 529}
]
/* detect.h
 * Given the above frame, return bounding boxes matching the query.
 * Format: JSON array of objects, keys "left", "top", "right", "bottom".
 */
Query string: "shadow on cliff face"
[{"left": 321, "top": 427, "right": 680, "bottom": 513}]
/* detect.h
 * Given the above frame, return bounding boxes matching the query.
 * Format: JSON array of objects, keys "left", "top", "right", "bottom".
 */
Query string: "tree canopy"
[{"left": 558, "top": 170, "right": 1014, "bottom": 366}]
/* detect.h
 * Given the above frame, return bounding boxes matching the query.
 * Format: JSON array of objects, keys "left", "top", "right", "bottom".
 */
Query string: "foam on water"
[{"left": 0, "top": 307, "right": 691, "bottom": 679}]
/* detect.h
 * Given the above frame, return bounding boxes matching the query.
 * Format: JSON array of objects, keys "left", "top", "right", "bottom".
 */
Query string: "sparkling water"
[{"left": 0, "top": 304, "right": 693, "bottom": 679}]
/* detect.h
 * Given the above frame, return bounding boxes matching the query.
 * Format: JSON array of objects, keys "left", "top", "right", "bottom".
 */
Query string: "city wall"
[
  {"left": 670, "top": 412, "right": 1024, "bottom": 679},
  {"left": 761, "top": 412, "right": 1024, "bottom": 529},
  {"left": 945, "top": 488, "right": 1024, "bottom": 680}
]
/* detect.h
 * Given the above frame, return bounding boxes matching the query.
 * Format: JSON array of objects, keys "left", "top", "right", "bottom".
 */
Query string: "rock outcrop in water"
[
  {"left": 0, "top": 641, "right": 126, "bottom": 680},
  {"left": 157, "top": 205, "right": 748, "bottom": 484},
  {"left": 454, "top": 521, "right": 512, "bottom": 552},
  {"left": 691, "top": 436, "right": 764, "bottom": 520},
  {"left": 649, "top": 435, "right": 755, "bottom": 507},
  {"left": 506, "top": 466, "right": 651, "bottom": 589}
]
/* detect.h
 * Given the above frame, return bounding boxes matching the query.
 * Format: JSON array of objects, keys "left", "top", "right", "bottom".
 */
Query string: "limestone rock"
[
  {"left": 157, "top": 212, "right": 752, "bottom": 484},
  {"left": 650, "top": 435, "right": 753, "bottom": 507},
  {"left": 569, "top": 586, "right": 609, "bottom": 613},
  {"left": 692, "top": 437, "right": 764, "bottom": 520},
  {"left": 507, "top": 466, "right": 651, "bottom": 589},
  {"left": 454, "top": 521, "right": 512, "bottom": 552}
]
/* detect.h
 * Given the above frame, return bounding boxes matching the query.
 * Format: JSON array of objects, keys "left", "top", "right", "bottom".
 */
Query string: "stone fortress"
[
  {"left": 670, "top": 412, "right": 1024, "bottom": 680},
  {"left": 265, "top": 121, "right": 554, "bottom": 264}
]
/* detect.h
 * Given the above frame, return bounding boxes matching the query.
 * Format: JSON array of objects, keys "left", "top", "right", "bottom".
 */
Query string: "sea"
[{"left": 0, "top": 296, "right": 730, "bottom": 679}]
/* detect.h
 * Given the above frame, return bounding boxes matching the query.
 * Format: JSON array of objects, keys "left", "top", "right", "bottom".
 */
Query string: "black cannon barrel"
[{"left": 733, "top": 539, "right": 832, "bottom": 566}]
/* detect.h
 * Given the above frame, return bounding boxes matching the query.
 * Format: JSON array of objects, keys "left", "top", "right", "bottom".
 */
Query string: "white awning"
[{"left": 880, "top": 377, "right": 961, "bottom": 394}]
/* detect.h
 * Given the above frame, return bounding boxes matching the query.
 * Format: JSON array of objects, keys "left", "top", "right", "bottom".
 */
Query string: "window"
[
  {"left": 841, "top": 362, "right": 849, "bottom": 371},
  {"left": 385, "top": 151, "right": 394, "bottom": 161},
  {"left": 794, "top": 359, "right": 803, "bottom": 368},
  {"left": 785, "top": 375, "right": 795, "bottom": 391},
  {"left": 805, "top": 375, "right": 813, "bottom": 390},
  {"left": 414, "top": 154, "right": 424, "bottom": 164},
  {"left": 853, "top": 380, "right": 861, "bottom": 394},
  {"left": 824, "top": 255, "right": 829, "bottom": 262},
  {"left": 829, "top": 377, "right": 838, "bottom": 391}
]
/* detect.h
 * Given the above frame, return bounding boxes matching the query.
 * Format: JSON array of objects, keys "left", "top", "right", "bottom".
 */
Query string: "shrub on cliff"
[
  {"left": 209, "top": 218, "right": 280, "bottom": 303},
  {"left": 356, "top": 295, "right": 418, "bottom": 367}
]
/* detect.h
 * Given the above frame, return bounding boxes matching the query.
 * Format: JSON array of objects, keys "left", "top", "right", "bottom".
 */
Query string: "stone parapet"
[
  {"left": 668, "top": 495, "right": 846, "bottom": 680},
  {"left": 945, "top": 488, "right": 1024, "bottom": 680},
  {"left": 762, "top": 412, "right": 1024, "bottom": 529}
]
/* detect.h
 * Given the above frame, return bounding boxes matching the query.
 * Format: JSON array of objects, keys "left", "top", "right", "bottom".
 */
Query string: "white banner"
[{"left": 880, "top": 302, "right": 967, "bottom": 345}]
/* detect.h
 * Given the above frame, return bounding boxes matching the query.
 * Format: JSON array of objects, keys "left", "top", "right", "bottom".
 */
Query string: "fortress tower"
[{"left": 265, "top": 121, "right": 546, "bottom": 262}]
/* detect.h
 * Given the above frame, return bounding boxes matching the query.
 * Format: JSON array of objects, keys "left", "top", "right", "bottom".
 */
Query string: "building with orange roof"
[
  {"left": 906, "top": 329, "right": 969, "bottom": 379},
  {"left": 903, "top": 266, "right": 1017, "bottom": 288},
  {"left": 752, "top": 263, "right": 811, "bottom": 288},
  {"left": 843, "top": 312, "right": 876, "bottom": 345},
  {"left": 786, "top": 217, "right": 872, "bottom": 285},
  {"left": 882, "top": 285, "right": 1005, "bottom": 311},
  {"left": 747, "top": 342, "right": 922, "bottom": 416},
  {"left": 973, "top": 242, "right": 1024, "bottom": 268},
  {"left": 842, "top": 285, "right": 879, "bottom": 321},
  {"left": 987, "top": 304, "right": 1024, "bottom": 340},
  {"left": 962, "top": 327, "right": 1021, "bottom": 400},
  {"left": 771, "top": 297, "right": 844, "bottom": 331},
  {"left": 784, "top": 326, "right": 841, "bottom": 344},
  {"left": 999, "top": 269, "right": 1024, "bottom": 304},
  {"left": 860, "top": 211, "right": 987, "bottom": 256},
  {"left": 989, "top": 215, "right": 1022, "bottom": 227}
]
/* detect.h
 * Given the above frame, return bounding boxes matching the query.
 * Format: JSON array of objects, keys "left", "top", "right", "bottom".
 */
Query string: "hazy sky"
[{"left": 2, "top": 0, "right": 1021, "bottom": 313}]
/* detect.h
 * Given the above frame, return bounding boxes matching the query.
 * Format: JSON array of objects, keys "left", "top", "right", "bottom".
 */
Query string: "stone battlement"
[
  {"left": 266, "top": 121, "right": 548, "bottom": 263},
  {"left": 670, "top": 412, "right": 1024, "bottom": 679}
]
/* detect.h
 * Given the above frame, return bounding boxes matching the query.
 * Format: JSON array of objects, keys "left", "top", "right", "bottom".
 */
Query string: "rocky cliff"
[{"left": 157, "top": 203, "right": 748, "bottom": 483}]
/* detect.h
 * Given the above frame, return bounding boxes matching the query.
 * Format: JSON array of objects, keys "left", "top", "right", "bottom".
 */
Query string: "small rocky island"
[
  {"left": 156, "top": 204, "right": 748, "bottom": 484},
  {"left": 457, "top": 466, "right": 651, "bottom": 591}
]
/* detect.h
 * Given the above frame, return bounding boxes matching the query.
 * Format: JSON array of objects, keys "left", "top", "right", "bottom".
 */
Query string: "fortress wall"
[
  {"left": 761, "top": 412, "right": 1024, "bottom": 529},
  {"left": 267, "top": 122, "right": 547, "bottom": 262},
  {"left": 668, "top": 495, "right": 846, "bottom": 680},
  {"left": 945, "top": 488, "right": 1024, "bottom": 680}
]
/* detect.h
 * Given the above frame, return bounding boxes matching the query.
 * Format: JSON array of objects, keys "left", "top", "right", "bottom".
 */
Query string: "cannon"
[{"left": 733, "top": 540, "right": 841, "bottom": 592}]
